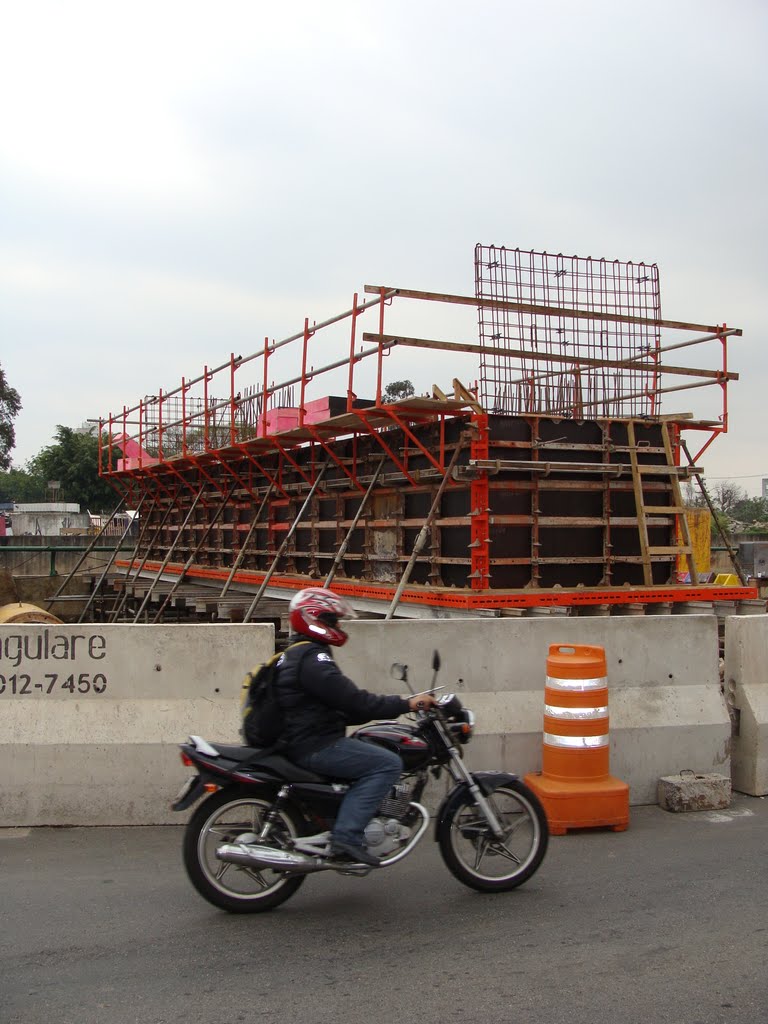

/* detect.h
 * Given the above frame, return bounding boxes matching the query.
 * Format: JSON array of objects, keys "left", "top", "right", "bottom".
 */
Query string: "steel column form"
[
  {"left": 353, "top": 410, "right": 421, "bottom": 488},
  {"left": 374, "top": 407, "right": 447, "bottom": 476},
  {"left": 242, "top": 463, "right": 329, "bottom": 623},
  {"left": 150, "top": 486, "right": 235, "bottom": 623},
  {"left": 304, "top": 425, "right": 363, "bottom": 492},
  {"left": 233, "top": 446, "right": 290, "bottom": 500},
  {"left": 214, "top": 455, "right": 260, "bottom": 504},
  {"left": 132, "top": 486, "right": 206, "bottom": 622},
  {"left": 385, "top": 442, "right": 464, "bottom": 619},
  {"left": 218, "top": 483, "right": 275, "bottom": 598},
  {"left": 324, "top": 456, "right": 386, "bottom": 588},
  {"left": 469, "top": 414, "right": 491, "bottom": 590}
]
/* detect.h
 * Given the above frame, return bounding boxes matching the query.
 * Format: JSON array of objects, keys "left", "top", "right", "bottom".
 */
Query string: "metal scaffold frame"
[{"left": 92, "top": 248, "right": 754, "bottom": 621}]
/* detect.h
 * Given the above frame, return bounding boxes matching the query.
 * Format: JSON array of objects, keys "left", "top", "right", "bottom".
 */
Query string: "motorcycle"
[{"left": 172, "top": 651, "right": 549, "bottom": 912}]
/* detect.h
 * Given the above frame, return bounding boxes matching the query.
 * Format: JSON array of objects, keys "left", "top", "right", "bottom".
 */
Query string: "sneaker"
[{"left": 330, "top": 840, "right": 381, "bottom": 867}]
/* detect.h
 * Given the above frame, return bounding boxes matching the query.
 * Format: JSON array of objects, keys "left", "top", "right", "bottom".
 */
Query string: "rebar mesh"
[{"left": 475, "top": 245, "right": 662, "bottom": 418}]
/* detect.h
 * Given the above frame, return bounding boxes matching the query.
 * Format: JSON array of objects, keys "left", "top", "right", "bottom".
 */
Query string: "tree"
[
  {"left": 0, "top": 466, "right": 46, "bottom": 504},
  {"left": 709, "top": 481, "right": 748, "bottom": 518},
  {"left": 0, "top": 364, "right": 22, "bottom": 471},
  {"left": 383, "top": 379, "right": 415, "bottom": 403},
  {"left": 731, "top": 496, "right": 768, "bottom": 527},
  {"left": 27, "top": 426, "right": 119, "bottom": 511}
]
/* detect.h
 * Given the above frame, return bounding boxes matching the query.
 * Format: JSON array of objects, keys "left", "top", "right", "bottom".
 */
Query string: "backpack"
[{"left": 239, "top": 641, "right": 311, "bottom": 748}]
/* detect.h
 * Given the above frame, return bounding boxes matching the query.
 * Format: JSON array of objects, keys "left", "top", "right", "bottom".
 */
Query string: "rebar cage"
[
  {"left": 475, "top": 245, "right": 662, "bottom": 419},
  {"left": 89, "top": 244, "right": 749, "bottom": 618}
]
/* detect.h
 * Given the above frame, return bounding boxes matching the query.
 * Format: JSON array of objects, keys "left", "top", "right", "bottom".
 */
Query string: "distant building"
[
  {"left": 763, "top": 478, "right": 768, "bottom": 501},
  {"left": 10, "top": 503, "right": 90, "bottom": 537}
]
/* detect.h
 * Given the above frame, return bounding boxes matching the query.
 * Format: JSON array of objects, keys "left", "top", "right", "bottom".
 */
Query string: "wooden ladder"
[{"left": 627, "top": 420, "right": 698, "bottom": 586}]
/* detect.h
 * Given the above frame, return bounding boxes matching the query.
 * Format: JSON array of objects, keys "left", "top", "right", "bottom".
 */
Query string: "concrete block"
[
  {"left": 0, "top": 622, "right": 275, "bottom": 825},
  {"left": 0, "top": 614, "right": 730, "bottom": 824},
  {"left": 725, "top": 615, "right": 768, "bottom": 796},
  {"left": 658, "top": 772, "right": 731, "bottom": 812}
]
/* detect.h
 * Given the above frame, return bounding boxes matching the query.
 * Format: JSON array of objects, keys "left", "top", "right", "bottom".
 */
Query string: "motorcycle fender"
[
  {"left": 434, "top": 771, "right": 519, "bottom": 839},
  {"left": 171, "top": 776, "right": 206, "bottom": 812}
]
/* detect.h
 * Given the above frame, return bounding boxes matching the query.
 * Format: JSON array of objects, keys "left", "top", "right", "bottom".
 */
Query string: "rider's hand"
[{"left": 408, "top": 694, "right": 437, "bottom": 712}]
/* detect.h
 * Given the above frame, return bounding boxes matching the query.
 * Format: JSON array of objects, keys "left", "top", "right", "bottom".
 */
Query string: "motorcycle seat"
[
  {"left": 249, "top": 753, "right": 328, "bottom": 784},
  {"left": 193, "top": 743, "right": 335, "bottom": 784}
]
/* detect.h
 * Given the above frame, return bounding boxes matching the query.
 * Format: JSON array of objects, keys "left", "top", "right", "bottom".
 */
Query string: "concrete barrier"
[
  {"left": 724, "top": 614, "right": 768, "bottom": 795},
  {"left": 0, "top": 615, "right": 728, "bottom": 825},
  {"left": 0, "top": 623, "right": 274, "bottom": 826},
  {"left": 338, "top": 616, "right": 728, "bottom": 807}
]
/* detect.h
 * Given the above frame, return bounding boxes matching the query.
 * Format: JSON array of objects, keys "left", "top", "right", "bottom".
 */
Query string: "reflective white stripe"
[
  {"left": 546, "top": 675, "right": 607, "bottom": 692},
  {"left": 545, "top": 704, "right": 608, "bottom": 721},
  {"left": 543, "top": 733, "right": 609, "bottom": 749}
]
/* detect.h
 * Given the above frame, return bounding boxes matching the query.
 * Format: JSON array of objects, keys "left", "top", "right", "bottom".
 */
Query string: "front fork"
[{"left": 436, "top": 720, "right": 505, "bottom": 839}]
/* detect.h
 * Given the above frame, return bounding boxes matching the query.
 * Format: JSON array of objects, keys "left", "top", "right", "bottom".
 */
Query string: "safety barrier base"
[{"left": 524, "top": 771, "right": 630, "bottom": 835}]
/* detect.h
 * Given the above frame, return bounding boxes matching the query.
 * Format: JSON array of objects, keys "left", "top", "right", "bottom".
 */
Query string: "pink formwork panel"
[
  {"left": 263, "top": 408, "right": 300, "bottom": 435},
  {"left": 303, "top": 397, "right": 334, "bottom": 424},
  {"left": 303, "top": 397, "right": 373, "bottom": 424}
]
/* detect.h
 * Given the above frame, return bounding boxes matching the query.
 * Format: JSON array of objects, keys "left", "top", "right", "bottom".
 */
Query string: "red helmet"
[{"left": 288, "top": 587, "right": 357, "bottom": 646}]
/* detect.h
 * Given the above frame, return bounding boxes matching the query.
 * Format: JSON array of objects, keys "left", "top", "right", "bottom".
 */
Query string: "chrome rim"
[
  {"left": 197, "top": 798, "right": 297, "bottom": 900},
  {"left": 450, "top": 787, "right": 541, "bottom": 881}
]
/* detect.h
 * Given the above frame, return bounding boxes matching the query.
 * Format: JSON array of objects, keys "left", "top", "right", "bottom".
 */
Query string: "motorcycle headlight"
[{"left": 448, "top": 708, "right": 475, "bottom": 744}]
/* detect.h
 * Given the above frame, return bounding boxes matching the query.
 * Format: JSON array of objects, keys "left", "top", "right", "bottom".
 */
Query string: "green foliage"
[
  {"left": 26, "top": 427, "right": 119, "bottom": 512},
  {"left": 0, "top": 364, "right": 22, "bottom": 471},
  {"left": 731, "top": 496, "right": 768, "bottom": 525},
  {"left": 383, "top": 379, "right": 415, "bottom": 403},
  {"left": 0, "top": 465, "right": 45, "bottom": 504}
]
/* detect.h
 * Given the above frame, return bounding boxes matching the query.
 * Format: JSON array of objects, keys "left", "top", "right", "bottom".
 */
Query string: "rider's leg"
[{"left": 297, "top": 737, "right": 402, "bottom": 855}]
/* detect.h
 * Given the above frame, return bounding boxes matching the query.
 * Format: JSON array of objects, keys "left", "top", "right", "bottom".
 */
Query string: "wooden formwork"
[
  {"left": 88, "top": 250, "right": 756, "bottom": 621},
  {"left": 96, "top": 405, "right": 756, "bottom": 621}
]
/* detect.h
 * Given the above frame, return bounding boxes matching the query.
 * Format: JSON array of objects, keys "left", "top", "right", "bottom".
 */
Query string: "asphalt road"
[{"left": 2, "top": 795, "right": 767, "bottom": 1024}]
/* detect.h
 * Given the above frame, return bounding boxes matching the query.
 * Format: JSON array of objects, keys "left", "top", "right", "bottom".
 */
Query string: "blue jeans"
[{"left": 297, "top": 738, "right": 403, "bottom": 846}]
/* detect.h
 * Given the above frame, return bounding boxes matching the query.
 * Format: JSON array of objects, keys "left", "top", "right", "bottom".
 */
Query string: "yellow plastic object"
[
  {"left": 0, "top": 602, "right": 62, "bottom": 624},
  {"left": 678, "top": 508, "right": 711, "bottom": 574},
  {"left": 713, "top": 573, "right": 739, "bottom": 587}
]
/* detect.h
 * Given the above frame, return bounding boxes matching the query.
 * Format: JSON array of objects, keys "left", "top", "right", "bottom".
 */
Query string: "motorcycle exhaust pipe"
[{"left": 215, "top": 842, "right": 326, "bottom": 874}]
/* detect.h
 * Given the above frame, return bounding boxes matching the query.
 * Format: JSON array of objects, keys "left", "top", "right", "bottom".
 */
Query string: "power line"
[{"left": 707, "top": 473, "right": 768, "bottom": 480}]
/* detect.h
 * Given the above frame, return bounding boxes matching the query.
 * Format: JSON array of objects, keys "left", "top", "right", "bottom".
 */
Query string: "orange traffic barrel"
[{"left": 524, "top": 643, "right": 629, "bottom": 835}]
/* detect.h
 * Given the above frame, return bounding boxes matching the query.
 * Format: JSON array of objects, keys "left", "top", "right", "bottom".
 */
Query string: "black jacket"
[{"left": 275, "top": 638, "right": 410, "bottom": 757}]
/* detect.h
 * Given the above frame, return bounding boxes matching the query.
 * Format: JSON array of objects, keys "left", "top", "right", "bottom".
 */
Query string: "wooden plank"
[
  {"left": 661, "top": 421, "right": 698, "bottom": 582},
  {"left": 363, "top": 333, "right": 739, "bottom": 382},
  {"left": 627, "top": 421, "right": 653, "bottom": 586},
  {"left": 643, "top": 505, "right": 686, "bottom": 514},
  {"left": 363, "top": 285, "right": 740, "bottom": 335},
  {"left": 472, "top": 458, "right": 699, "bottom": 476}
]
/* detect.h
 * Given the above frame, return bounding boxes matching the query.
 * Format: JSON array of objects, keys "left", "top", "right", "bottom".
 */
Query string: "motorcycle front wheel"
[
  {"left": 183, "top": 787, "right": 306, "bottom": 913},
  {"left": 438, "top": 780, "right": 549, "bottom": 892}
]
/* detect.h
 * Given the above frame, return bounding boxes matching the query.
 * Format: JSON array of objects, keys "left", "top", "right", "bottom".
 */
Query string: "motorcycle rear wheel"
[
  {"left": 438, "top": 780, "right": 548, "bottom": 892},
  {"left": 183, "top": 787, "right": 306, "bottom": 913}
]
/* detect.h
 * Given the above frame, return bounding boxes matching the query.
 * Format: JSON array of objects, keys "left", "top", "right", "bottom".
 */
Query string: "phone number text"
[{"left": 0, "top": 672, "right": 108, "bottom": 695}]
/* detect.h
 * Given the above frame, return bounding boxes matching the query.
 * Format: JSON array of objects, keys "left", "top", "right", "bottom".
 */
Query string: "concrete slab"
[{"left": 658, "top": 771, "right": 731, "bottom": 811}]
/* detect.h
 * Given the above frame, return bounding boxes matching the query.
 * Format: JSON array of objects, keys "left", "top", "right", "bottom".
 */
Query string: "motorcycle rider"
[{"left": 275, "top": 586, "right": 436, "bottom": 867}]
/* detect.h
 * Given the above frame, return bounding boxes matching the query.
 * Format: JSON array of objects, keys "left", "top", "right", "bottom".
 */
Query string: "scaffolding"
[{"left": 93, "top": 246, "right": 754, "bottom": 621}]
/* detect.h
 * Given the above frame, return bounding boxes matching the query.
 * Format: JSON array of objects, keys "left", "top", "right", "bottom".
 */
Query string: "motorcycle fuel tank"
[{"left": 353, "top": 722, "right": 432, "bottom": 771}]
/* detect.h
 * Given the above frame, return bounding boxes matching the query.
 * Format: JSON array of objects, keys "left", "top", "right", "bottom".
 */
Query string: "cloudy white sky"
[{"left": 2, "top": 1, "right": 766, "bottom": 492}]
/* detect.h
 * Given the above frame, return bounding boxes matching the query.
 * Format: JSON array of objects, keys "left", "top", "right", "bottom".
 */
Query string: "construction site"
[{"left": 46, "top": 244, "right": 758, "bottom": 628}]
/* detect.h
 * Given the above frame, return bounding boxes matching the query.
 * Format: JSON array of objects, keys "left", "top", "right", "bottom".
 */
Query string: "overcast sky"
[{"left": 2, "top": 0, "right": 766, "bottom": 493}]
